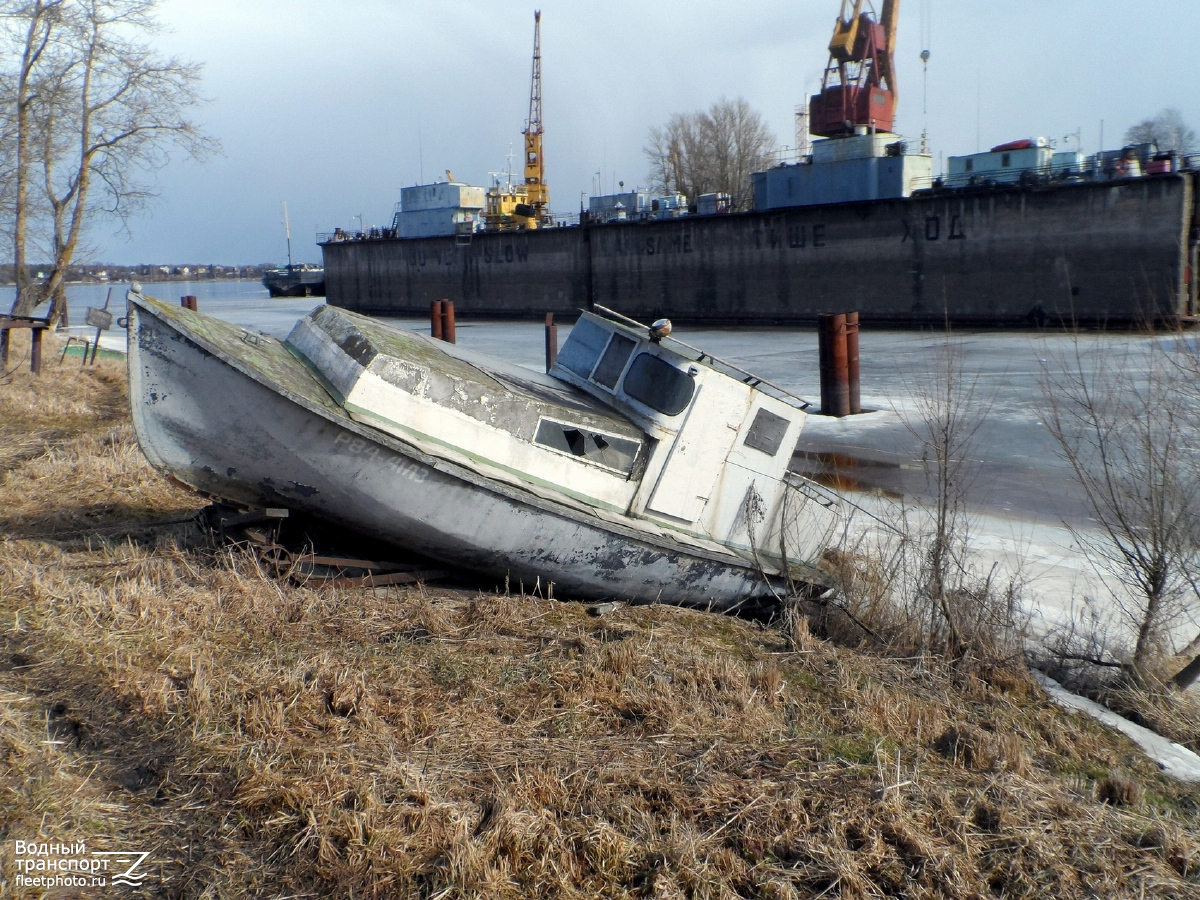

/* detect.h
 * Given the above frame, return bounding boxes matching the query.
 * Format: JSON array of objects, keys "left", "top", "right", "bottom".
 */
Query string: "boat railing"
[
  {"left": 592, "top": 304, "right": 813, "bottom": 411},
  {"left": 783, "top": 471, "right": 902, "bottom": 535}
]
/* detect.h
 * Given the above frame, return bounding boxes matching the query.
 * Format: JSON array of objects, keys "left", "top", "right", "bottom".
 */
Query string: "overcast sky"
[{"left": 88, "top": 0, "right": 1200, "bottom": 265}]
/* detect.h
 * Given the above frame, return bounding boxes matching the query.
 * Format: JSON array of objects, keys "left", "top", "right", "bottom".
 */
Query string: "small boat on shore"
[{"left": 126, "top": 286, "right": 843, "bottom": 613}]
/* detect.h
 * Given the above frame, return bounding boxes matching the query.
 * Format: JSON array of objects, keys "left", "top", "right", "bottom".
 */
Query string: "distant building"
[
  {"left": 753, "top": 130, "right": 932, "bottom": 210},
  {"left": 392, "top": 182, "right": 486, "bottom": 238}
]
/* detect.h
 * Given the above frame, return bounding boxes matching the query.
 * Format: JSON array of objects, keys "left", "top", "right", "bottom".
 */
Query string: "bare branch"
[{"left": 643, "top": 97, "right": 775, "bottom": 211}]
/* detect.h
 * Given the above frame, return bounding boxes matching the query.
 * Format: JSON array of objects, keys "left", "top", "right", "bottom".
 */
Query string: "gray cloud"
[{"left": 92, "top": 0, "right": 1200, "bottom": 264}]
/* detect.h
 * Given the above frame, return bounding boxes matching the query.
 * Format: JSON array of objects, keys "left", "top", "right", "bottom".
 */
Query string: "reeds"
[{"left": 1, "top": 345, "right": 1198, "bottom": 897}]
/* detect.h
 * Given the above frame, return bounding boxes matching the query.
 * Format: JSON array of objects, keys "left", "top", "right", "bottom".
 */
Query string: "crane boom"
[
  {"left": 522, "top": 10, "right": 550, "bottom": 221},
  {"left": 878, "top": 0, "right": 899, "bottom": 106},
  {"left": 484, "top": 10, "right": 551, "bottom": 231}
]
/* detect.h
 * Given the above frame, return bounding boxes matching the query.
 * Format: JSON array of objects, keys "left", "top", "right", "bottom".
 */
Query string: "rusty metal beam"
[{"left": 431, "top": 299, "right": 443, "bottom": 340}]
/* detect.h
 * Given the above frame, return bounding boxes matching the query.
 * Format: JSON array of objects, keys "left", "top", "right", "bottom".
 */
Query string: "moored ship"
[{"left": 262, "top": 263, "right": 325, "bottom": 298}]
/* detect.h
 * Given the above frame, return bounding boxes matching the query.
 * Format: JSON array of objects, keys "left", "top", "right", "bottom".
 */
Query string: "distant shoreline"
[{"left": 0, "top": 275, "right": 269, "bottom": 287}]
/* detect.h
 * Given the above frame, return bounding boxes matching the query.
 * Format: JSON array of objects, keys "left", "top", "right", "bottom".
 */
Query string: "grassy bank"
[{"left": 2, "top": 336, "right": 1199, "bottom": 898}]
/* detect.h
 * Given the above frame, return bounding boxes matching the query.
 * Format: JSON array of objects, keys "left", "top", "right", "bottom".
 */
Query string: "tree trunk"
[
  {"left": 1173, "top": 652, "right": 1200, "bottom": 691},
  {"left": 48, "top": 282, "right": 68, "bottom": 327},
  {"left": 1176, "top": 629, "right": 1200, "bottom": 661},
  {"left": 10, "top": 1, "right": 55, "bottom": 318},
  {"left": 1132, "top": 585, "right": 1163, "bottom": 674}
]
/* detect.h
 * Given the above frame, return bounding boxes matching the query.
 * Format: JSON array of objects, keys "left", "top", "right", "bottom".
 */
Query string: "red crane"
[{"left": 809, "top": 0, "right": 899, "bottom": 138}]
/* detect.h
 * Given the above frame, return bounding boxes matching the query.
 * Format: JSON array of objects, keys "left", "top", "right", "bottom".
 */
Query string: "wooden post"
[
  {"left": 442, "top": 300, "right": 456, "bottom": 343},
  {"left": 846, "top": 311, "right": 861, "bottom": 415},
  {"left": 431, "top": 300, "right": 443, "bottom": 340},
  {"left": 545, "top": 312, "right": 558, "bottom": 372},
  {"left": 30, "top": 327, "right": 43, "bottom": 376}
]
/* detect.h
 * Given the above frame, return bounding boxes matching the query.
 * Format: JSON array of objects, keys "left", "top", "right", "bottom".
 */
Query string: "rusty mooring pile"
[
  {"left": 430, "top": 299, "right": 457, "bottom": 343},
  {"left": 817, "top": 312, "right": 861, "bottom": 417}
]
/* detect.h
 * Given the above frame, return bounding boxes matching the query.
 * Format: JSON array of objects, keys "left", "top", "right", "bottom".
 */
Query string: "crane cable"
[{"left": 919, "top": 0, "right": 933, "bottom": 117}]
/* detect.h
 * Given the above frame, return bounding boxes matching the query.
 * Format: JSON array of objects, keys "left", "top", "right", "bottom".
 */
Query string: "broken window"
[
  {"left": 622, "top": 353, "right": 694, "bottom": 416},
  {"left": 534, "top": 419, "right": 641, "bottom": 474}
]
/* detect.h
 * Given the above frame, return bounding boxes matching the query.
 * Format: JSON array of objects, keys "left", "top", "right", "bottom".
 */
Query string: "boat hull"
[
  {"left": 127, "top": 297, "right": 806, "bottom": 613},
  {"left": 263, "top": 269, "right": 325, "bottom": 298}
]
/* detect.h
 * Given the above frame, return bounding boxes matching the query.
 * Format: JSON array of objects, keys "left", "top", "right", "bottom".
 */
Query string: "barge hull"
[{"left": 323, "top": 174, "right": 1198, "bottom": 327}]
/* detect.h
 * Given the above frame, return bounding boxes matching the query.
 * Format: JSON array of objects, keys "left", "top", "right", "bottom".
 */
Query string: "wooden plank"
[
  {"left": 307, "top": 569, "right": 449, "bottom": 588},
  {"left": 292, "top": 553, "right": 415, "bottom": 572}
]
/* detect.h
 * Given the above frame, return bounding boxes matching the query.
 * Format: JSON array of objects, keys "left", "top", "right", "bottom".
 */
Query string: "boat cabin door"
[{"left": 644, "top": 382, "right": 748, "bottom": 523}]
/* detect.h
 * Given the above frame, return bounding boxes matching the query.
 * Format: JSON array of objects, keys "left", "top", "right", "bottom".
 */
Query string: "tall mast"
[{"left": 282, "top": 201, "right": 293, "bottom": 270}]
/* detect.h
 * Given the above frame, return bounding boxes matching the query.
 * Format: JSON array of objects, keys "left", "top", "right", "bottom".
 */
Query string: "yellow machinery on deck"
[{"left": 485, "top": 11, "right": 552, "bottom": 231}]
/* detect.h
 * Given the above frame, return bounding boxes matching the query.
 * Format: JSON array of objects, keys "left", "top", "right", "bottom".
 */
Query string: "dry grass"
[{"left": 1, "top": 348, "right": 1199, "bottom": 898}]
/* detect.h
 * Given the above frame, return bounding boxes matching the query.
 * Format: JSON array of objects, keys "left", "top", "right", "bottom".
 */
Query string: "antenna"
[{"left": 282, "top": 201, "right": 292, "bottom": 270}]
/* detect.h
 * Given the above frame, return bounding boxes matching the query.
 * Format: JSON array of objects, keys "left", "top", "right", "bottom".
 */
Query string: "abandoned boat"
[{"left": 126, "top": 286, "right": 843, "bottom": 613}]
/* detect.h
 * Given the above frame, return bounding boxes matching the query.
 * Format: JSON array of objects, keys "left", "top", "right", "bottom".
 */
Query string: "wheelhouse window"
[
  {"left": 622, "top": 353, "right": 694, "bottom": 416},
  {"left": 591, "top": 334, "right": 636, "bottom": 389},
  {"left": 557, "top": 318, "right": 610, "bottom": 378}
]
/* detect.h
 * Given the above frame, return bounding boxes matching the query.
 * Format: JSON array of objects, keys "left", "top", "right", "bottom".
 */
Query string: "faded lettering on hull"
[
  {"left": 334, "top": 431, "right": 429, "bottom": 482},
  {"left": 601, "top": 230, "right": 696, "bottom": 258},
  {"left": 902, "top": 214, "right": 968, "bottom": 243}
]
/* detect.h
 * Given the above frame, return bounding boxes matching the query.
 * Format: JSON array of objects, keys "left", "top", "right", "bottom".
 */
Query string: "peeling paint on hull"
[{"left": 127, "top": 295, "right": 814, "bottom": 614}]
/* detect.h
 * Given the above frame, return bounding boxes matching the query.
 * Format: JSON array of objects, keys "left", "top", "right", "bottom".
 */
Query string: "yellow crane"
[{"left": 485, "top": 10, "right": 552, "bottom": 231}]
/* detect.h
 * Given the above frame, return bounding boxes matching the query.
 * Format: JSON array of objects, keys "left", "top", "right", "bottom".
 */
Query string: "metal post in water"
[
  {"left": 545, "top": 312, "right": 558, "bottom": 372},
  {"left": 442, "top": 300, "right": 456, "bottom": 344},
  {"left": 431, "top": 299, "right": 444, "bottom": 340},
  {"left": 818, "top": 313, "right": 850, "bottom": 417},
  {"left": 829, "top": 313, "right": 849, "bottom": 417},
  {"left": 846, "top": 311, "right": 861, "bottom": 415},
  {"left": 817, "top": 314, "right": 831, "bottom": 415}
]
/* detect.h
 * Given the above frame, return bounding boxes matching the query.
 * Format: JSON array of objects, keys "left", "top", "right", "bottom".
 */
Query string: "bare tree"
[
  {"left": 1041, "top": 336, "right": 1200, "bottom": 688},
  {"left": 1124, "top": 108, "right": 1197, "bottom": 155},
  {"left": 1, "top": 0, "right": 64, "bottom": 315},
  {"left": 820, "top": 337, "right": 1021, "bottom": 664},
  {"left": 894, "top": 336, "right": 1020, "bottom": 662},
  {"left": 3, "top": 0, "right": 214, "bottom": 324},
  {"left": 644, "top": 97, "right": 775, "bottom": 211}
]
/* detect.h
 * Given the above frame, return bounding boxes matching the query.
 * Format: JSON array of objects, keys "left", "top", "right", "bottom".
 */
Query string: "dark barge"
[{"left": 321, "top": 174, "right": 1198, "bottom": 327}]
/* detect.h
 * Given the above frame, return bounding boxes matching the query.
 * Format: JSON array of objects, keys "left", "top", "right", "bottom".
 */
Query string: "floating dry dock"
[{"left": 323, "top": 174, "right": 1198, "bottom": 327}]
